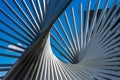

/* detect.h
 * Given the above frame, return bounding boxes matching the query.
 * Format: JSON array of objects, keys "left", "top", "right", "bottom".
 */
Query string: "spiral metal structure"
[{"left": 0, "top": 0, "right": 120, "bottom": 80}]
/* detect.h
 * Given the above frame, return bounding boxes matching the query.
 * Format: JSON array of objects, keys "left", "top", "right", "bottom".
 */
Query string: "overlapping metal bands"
[{"left": 0, "top": 0, "right": 120, "bottom": 80}]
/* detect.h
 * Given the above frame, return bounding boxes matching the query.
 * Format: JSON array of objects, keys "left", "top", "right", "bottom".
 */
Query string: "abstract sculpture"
[{"left": 0, "top": 0, "right": 120, "bottom": 80}]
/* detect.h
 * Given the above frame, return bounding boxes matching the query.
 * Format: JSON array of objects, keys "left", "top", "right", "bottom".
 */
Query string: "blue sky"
[{"left": 0, "top": 0, "right": 120, "bottom": 77}]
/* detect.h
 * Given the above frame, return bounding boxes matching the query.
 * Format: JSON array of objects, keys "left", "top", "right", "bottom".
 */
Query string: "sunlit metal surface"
[
  {"left": 0, "top": 0, "right": 120, "bottom": 80},
  {"left": 0, "top": 0, "right": 71, "bottom": 79}
]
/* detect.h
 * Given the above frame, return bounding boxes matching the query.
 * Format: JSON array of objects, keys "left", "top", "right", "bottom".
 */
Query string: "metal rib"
[
  {"left": 0, "top": 0, "right": 120, "bottom": 80},
  {"left": 3, "top": 0, "right": 37, "bottom": 37}
]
